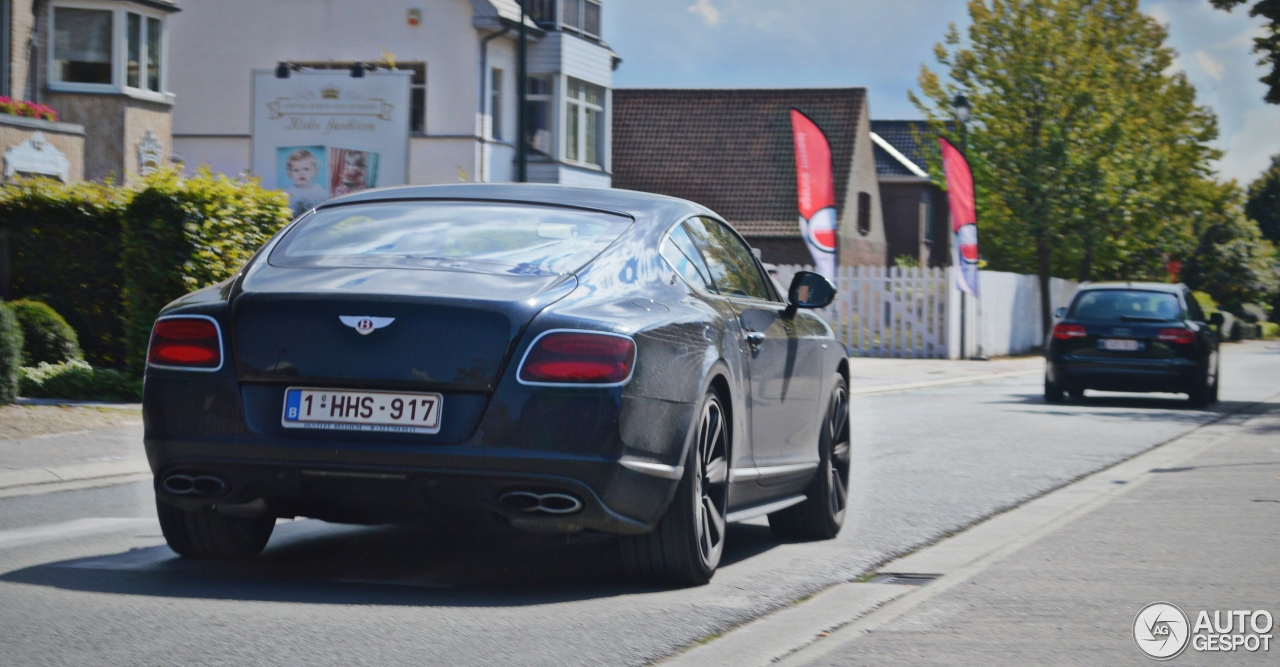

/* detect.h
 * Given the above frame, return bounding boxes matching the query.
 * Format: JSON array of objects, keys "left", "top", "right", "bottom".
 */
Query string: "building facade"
[
  {"left": 871, "top": 120, "right": 950, "bottom": 268},
  {"left": 168, "top": 0, "right": 617, "bottom": 188},
  {"left": 612, "top": 88, "right": 886, "bottom": 267}
]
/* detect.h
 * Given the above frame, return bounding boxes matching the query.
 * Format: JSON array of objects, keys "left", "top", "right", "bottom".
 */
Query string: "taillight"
[
  {"left": 518, "top": 331, "right": 636, "bottom": 385},
  {"left": 148, "top": 316, "right": 223, "bottom": 370},
  {"left": 1052, "top": 323, "right": 1087, "bottom": 340},
  {"left": 1157, "top": 328, "right": 1196, "bottom": 345}
]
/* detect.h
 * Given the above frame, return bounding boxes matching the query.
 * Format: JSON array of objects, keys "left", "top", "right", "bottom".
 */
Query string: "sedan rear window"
[
  {"left": 270, "top": 202, "right": 632, "bottom": 276},
  {"left": 1068, "top": 290, "right": 1183, "bottom": 322}
]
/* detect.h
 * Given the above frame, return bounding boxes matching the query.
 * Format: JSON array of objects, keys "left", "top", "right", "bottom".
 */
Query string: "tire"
[
  {"left": 1186, "top": 372, "right": 1211, "bottom": 409},
  {"left": 1068, "top": 387, "right": 1085, "bottom": 401},
  {"left": 1044, "top": 376, "right": 1065, "bottom": 403},
  {"left": 156, "top": 496, "right": 275, "bottom": 560},
  {"left": 768, "top": 376, "right": 850, "bottom": 541},
  {"left": 620, "top": 387, "right": 729, "bottom": 586},
  {"left": 1209, "top": 363, "right": 1221, "bottom": 404}
]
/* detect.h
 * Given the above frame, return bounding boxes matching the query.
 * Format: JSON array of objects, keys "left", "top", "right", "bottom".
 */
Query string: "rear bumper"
[{"left": 1048, "top": 356, "right": 1200, "bottom": 393}]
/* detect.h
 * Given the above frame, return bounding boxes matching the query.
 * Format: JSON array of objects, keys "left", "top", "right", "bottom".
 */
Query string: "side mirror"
[
  {"left": 1209, "top": 312, "right": 1225, "bottom": 327},
  {"left": 1054, "top": 307, "right": 1066, "bottom": 319},
  {"left": 787, "top": 271, "right": 836, "bottom": 311}
]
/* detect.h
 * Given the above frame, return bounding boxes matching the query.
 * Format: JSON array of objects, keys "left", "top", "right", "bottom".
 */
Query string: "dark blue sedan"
[{"left": 143, "top": 184, "right": 852, "bottom": 585}]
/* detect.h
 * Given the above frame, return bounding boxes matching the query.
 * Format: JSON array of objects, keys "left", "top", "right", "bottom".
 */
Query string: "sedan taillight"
[
  {"left": 1157, "top": 328, "right": 1197, "bottom": 345},
  {"left": 148, "top": 316, "right": 223, "bottom": 370},
  {"left": 1052, "top": 323, "right": 1088, "bottom": 340},
  {"left": 518, "top": 331, "right": 636, "bottom": 385}
]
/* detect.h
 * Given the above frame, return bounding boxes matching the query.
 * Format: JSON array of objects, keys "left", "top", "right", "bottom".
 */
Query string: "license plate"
[
  {"left": 282, "top": 388, "right": 442, "bottom": 434},
  {"left": 1099, "top": 338, "right": 1142, "bottom": 351}
]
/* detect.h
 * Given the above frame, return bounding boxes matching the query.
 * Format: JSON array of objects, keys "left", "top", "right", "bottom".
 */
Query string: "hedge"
[
  {"left": 8, "top": 299, "right": 80, "bottom": 365},
  {"left": 121, "top": 168, "right": 291, "bottom": 374},
  {"left": 19, "top": 359, "right": 142, "bottom": 403},
  {"left": 0, "top": 301, "right": 22, "bottom": 404},
  {"left": 0, "top": 180, "right": 128, "bottom": 368}
]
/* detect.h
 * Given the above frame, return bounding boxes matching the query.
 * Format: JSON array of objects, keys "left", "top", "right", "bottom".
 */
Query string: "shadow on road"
[
  {"left": 995, "top": 392, "right": 1259, "bottom": 417},
  {"left": 0, "top": 519, "right": 785, "bottom": 606}
]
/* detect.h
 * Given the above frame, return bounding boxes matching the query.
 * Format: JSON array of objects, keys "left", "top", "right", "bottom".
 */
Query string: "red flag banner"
[
  {"left": 939, "top": 136, "right": 979, "bottom": 296},
  {"left": 790, "top": 109, "right": 837, "bottom": 278}
]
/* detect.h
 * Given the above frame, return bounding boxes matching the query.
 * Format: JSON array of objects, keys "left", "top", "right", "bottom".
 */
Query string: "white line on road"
[{"left": 0, "top": 518, "right": 157, "bottom": 551}]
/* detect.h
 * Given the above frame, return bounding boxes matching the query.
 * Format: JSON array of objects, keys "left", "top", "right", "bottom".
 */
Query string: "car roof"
[
  {"left": 1079, "top": 281, "right": 1185, "bottom": 294},
  {"left": 317, "top": 183, "right": 711, "bottom": 221}
]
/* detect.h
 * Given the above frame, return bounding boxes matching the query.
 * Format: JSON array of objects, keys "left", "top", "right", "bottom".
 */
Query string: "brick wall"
[{"left": 7, "top": 0, "right": 35, "bottom": 100}]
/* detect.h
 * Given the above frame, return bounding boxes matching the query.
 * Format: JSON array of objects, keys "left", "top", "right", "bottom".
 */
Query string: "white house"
[{"left": 167, "top": 0, "right": 617, "bottom": 187}]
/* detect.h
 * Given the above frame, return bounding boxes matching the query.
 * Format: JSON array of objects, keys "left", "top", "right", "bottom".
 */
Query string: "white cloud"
[
  {"left": 1217, "top": 109, "right": 1280, "bottom": 183},
  {"left": 687, "top": 0, "right": 723, "bottom": 27},
  {"left": 1195, "top": 50, "right": 1224, "bottom": 80}
]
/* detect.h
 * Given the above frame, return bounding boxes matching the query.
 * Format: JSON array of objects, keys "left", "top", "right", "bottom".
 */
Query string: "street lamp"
[
  {"left": 952, "top": 93, "right": 970, "bottom": 152},
  {"left": 950, "top": 92, "right": 986, "bottom": 360}
]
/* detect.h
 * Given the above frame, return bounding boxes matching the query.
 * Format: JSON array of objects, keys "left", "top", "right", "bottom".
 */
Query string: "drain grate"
[{"left": 868, "top": 572, "right": 940, "bottom": 586}]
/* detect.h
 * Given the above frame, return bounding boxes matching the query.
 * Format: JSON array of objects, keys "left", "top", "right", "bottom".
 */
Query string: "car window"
[
  {"left": 1184, "top": 292, "right": 1206, "bottom": 322},
  {"left": 682, "top": 217, "right": 772, "bottom": 301},
  {"left": 1068, "top": 290, "right": 1183, "bottom": 322},
  {"left": 661, "top": 224, "right": 717, "bottom": 293},
  {"left": 270, "top": 202, "right": 632, "bottom": 277}
]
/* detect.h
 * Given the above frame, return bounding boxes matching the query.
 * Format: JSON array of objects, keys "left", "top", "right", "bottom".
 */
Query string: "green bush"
[
  {"left": 0, "top": 179, "right": 128, "bottom": 368},
  {"left": 0, "top": 302, "right": 23, "bottom": 404},
  {"left": 1261, "top": 322, "right": 1280, "bottom": 339},
  {"left": 7, "top": 299, "right": 80, "bottom": 365},
  {"left": 19, "top": 359, "right": 142, "bottom": 402},
  {"left": 121, "top": 168, "right": 291, "bottom": 374}
]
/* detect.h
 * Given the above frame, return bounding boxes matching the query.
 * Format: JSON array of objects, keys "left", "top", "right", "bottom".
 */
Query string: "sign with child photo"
[{"left": 252, "top": 69, "right": 409, "bottom": 216}]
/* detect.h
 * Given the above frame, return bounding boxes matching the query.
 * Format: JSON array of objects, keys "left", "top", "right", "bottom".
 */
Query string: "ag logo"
[
  {"left": 1134, "top": 602, "right": 1190, "bottom": 660},
  {"left": 339, "top": 316, "right": 395, "bottom": 336}
]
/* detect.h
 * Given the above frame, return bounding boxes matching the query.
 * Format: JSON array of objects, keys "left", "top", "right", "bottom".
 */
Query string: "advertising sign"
[
  {"left": 253, "top": 69, "right": 411, "bottom": 216},
  {"left": 789, "top": 109, "right": 838, "bottom": 279},
  {"left": 939, "top": 136, "right": 979, "bottom": 296}
]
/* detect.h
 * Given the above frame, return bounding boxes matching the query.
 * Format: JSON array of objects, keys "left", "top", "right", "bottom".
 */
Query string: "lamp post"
[
  {"left": 952, "top": 93, "right": 971, "bottom": 360},
  {"left": 516, "top": 0, "right": 528, "bottom": 182}
]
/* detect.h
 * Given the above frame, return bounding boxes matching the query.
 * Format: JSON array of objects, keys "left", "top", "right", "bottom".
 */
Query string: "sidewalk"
[
  {"left": 667, "top": 397, "right": 1280, "bottom": 667},
  {"left": 845, "top": 355, "right": 1042, "bottom": 395}
]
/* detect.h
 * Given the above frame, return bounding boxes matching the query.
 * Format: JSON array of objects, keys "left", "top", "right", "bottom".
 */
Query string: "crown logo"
[{"left": 320, "top": 84, "right": 341, "bottom": 99}]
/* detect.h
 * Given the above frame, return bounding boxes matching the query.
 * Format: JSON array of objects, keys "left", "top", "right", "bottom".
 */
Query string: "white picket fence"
[
  {"left": 774, "top": 265, "right": 951, "bottom": 358},
  {"left": 771, "top": 265, "right": 1079, "bottom": 359}
]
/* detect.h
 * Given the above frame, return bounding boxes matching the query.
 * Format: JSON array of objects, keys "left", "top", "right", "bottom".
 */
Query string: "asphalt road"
[{"left": 1, "top": 342, "right": 1278, "bottom": 666}]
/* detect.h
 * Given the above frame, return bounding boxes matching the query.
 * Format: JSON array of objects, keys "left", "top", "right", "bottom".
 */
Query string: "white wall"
[
  {"left": 949, "top": 270, "right": 1079, "bottom": 358},
  {"left": 172, "top": 136, "right": 250, "bottom": 177}
]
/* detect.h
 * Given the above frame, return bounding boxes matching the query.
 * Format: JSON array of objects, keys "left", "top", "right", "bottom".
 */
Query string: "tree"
[
  {"left": 1182, "top": 182, "right": 1280, "bottom": 312},
  {"left": 1245, "top": 153, "right": 1280, "bottom": 242},
  {"left": 1210, "top": 1, "right": 1280, "bottom": 104},
  {"left": 912, "top": 0, "right": 1220, "bottom": 336}
]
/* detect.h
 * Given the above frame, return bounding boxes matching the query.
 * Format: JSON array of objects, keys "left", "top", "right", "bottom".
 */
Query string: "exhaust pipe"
[
  {"left": 498, "top": 491, "right": 583, "bottom": 515},
  {"left": 163, "top": 473, "right": 228, "bottom": 497}
]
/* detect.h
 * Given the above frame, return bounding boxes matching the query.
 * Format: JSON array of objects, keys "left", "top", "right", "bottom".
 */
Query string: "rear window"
[
  {"left": 1068, "top": 290, "right": 1183, "bottom": 322},
  {"left": 270, "top": 201, "right": 632, "bottom": 276}
]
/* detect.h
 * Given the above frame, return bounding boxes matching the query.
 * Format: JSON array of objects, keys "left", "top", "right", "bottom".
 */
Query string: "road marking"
[{"left": 0, "top": 518, "right": 157, "bottom": 551}]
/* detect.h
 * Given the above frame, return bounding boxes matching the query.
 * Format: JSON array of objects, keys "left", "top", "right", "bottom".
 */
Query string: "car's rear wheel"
[
  {"left": 1068, "top": 387, "right": 1085, "bottom": 401},
  {"left": 1186, "top": 371, "right": 1211, "bottom": 409},
  {"left": 620, "top": 387, "right": 729, "bottom": 586},
  {"left": 1044, "top": 375, "right": 1065, "bottom": 403},
  {"left": 156, "top": 496, "right": 275, "bottom": 560},
  {"left": 768, "top": 376, "right": 850, "bottom": 540}
]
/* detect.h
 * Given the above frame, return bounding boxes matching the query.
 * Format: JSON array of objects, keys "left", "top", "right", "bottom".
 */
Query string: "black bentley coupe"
[{"left": 144, "top": 184, "right": 852, "bottom": 585}]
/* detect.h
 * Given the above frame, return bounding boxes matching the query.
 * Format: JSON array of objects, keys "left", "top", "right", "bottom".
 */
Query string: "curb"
[{"left": 0, "top": 460, "right": 151, "bottom": 493}]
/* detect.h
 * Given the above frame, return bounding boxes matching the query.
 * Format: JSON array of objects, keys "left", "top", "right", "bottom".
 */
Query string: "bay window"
[
  {"left": 49, "top": 2, "right": 170, "bottom": 98},
  {"left": 565, "top": 78, "right": 604, "bottom": 167}
]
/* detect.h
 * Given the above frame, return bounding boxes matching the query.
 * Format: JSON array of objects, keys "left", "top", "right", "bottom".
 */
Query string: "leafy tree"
[
  {"left": 1181, "top": 184, "right": 1279, "bottom": 312},
  {"left": 912, "top": 0, "right": 1220, "bottom": 335},
  {"left": 1245, "top": 153, "right": 1280, "bottom": 242},
  {"left": 1210, "top": 1, "right": 1280, "bottom": 104}
]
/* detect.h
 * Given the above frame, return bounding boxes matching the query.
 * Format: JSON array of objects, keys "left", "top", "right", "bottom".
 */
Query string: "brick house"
[
  {"left": 611, "top": 88, "right": 886, "bottom": 267},
  {"left": 870, "top": 120, "right": 950, "bottom": 268}
]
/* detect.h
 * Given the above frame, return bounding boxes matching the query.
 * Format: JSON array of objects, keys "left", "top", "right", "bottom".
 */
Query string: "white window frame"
[
  {"left": 47, "top": 0, "right": 171, "bottom": 103},
  {"left": 563, "top": 76, "right": 605, "bottom": 169},
  {"left": 559, "top": 0, "right": 601, "bottom": 40}
]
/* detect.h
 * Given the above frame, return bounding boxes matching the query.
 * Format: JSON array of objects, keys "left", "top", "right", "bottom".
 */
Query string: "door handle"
[{"left": 744, "top": 331, "right": 766, "bottom": 347}]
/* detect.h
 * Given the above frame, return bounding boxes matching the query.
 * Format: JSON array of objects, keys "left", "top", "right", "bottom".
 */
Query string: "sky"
[{"left": 604, "top": 0, "right": 1280, "bottom": 185}]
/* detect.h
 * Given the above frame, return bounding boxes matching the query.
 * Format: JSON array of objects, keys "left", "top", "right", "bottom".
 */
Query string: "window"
[
  {"left": 53, "top": 7, "right": 113, "bottom": 85},
  {"left": 921, "top": 192, "right": 934, "bottom": 246},
  {"left": 526, "top": 0, "right": 556, "bottom": 26},
  {"left": 1184, "top": 292, "right": 1205, "bottom": 322},
  {"left": 293, "top": 62, "right": 427, "bottom": 133},
  {"left": 525, "top": 76, "right": 552, "bottom": 156},
  {"left": 50, "top": 3, "right": 170, "bottom": 96},
  {"left": 683, "top": 217, "right": 772, "bottom": 301},
  {"left": 490, "top": 68, "right": 504, "bottom": 141},
  {"left": 661, "top": 224, "right": 716, "bottom": 293},
  {"left": 125, "top": 12, "right": 162, "bottom": 92},
  {"left": 566, "top": 77, "right": 604, "bottom": 167},
  {"left": 562, "top": 0, "right": 601, "bottom": 38},
  {"left": 1068, "top": 291, "right": 1183, "bottom": 323},
  {"left": 857, "top": 191, "right": 872, "bottom": 236}
]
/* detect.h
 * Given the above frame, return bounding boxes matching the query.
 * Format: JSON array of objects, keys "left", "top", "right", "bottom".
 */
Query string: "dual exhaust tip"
[
  {"left": 162, "top": 473, "right": 228, "bottom": 497},
  {"left": 498, "top": 490, "right": 583, "bottom": 515}
]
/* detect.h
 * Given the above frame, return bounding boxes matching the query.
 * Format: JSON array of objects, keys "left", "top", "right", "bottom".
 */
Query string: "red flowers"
[{"left": 0, "top": 97, "right": 58, "bottom": 122}]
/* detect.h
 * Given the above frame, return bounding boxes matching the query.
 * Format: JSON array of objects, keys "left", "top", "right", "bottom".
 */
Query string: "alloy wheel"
[
  {"left": 827, "top": 385, "right": 851, "bottom": 521},
  {"left": 693, "top": 395, "right": 729, "bottom": 569}
]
